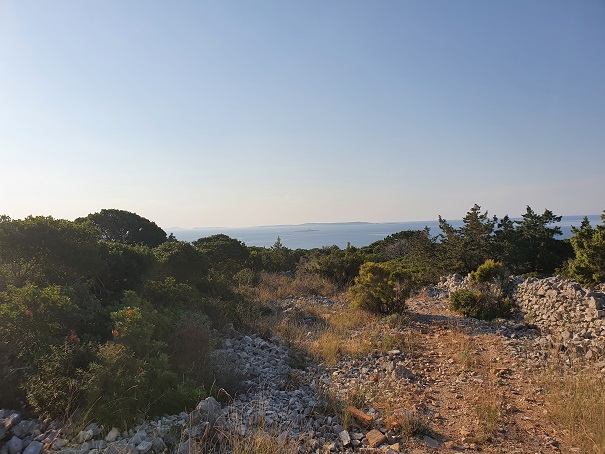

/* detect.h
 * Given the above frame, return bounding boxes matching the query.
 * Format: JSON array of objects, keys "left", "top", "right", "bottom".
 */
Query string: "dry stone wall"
[
  {"left": 437, "top": 274, "right": 605, "bottom": 362},
  {"left": 514, "top": 276, "right": 605, "bottom": 361}
]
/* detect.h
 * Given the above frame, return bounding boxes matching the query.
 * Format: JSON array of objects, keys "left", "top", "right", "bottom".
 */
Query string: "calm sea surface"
[{"left": 168, "top": 215, "right": 601, "bottom": 250}]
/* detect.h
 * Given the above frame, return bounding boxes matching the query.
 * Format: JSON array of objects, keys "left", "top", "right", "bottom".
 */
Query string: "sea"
[{"left": 167, "top": 215, "right": 602, "bottom": 250}]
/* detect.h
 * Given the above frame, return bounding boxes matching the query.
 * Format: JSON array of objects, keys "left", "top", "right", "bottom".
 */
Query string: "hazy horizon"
[
  {"left": 165, "top": 212, "right": 603, "bottom": 231},
  {"left": 2, "top": 1, "right": 604, "bottom": 227}
]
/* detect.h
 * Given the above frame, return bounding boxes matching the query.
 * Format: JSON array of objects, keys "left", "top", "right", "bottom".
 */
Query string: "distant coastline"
[{"left": 167, "top": 215, "right": 600, "bottom": 250}]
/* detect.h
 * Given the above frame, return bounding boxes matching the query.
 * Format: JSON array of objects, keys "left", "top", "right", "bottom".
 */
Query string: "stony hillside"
[{"left": 1, "top": 277, "right": 604, "bottom": 454}]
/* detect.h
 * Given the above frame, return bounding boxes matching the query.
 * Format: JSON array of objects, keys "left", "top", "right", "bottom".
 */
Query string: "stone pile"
[
  {"left": 1, "top": 317, "right": 409, "bottom": 454},
  {"left": 0, "top": 410, "right": 181, "bottom": 454},
  {"left": 434, "top": 274, "right": 470, "bottom": 297},
  {"left": 200, "top": 325, "right": 410, "bottom": 452}
]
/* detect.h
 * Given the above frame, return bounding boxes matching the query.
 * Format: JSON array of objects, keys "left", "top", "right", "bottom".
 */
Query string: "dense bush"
[
  {"left": 24, "top": 342, "right": 92, "bottom": 420},
  {"left": 469, "top": 259, "right": 506, "bottom": 285},
  {"left": 309, "top": 245, "right": 366, "bottom": 287},
  {"left": 450, "top": 289, "right": 482, "bottom": 318},
  {"left": 153, "top": 240, "right": 210, "bottom": 289},
  {"left": 450, "top": 259, "right": 513, "bottom": 320},
  {"left": 76, "top": 209, "right": 167, "bottom": 248},
  {"left": 98, "top": 242, "right": 155, "bottom": 295},
  {"left": 450, "top": 287, "right": 511, "bottom": 320},
  {"left": 347, "top": 261, "right": 412, "bottom": 314},
  {"left": 0, "top": 216, "right": 102, "bottom": 288},
  {"left": 0, "top": 213, "right": 219, "bottom": 427}
]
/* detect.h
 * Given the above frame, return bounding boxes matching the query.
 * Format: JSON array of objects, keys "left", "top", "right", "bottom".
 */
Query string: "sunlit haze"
[{"left": 1, "top": 1, "right": 603, "bottom": 228}]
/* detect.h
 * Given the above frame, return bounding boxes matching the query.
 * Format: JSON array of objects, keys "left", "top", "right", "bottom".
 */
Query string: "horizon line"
[{"left": 163, "top": 213, "right": 601, "bottom": 231}]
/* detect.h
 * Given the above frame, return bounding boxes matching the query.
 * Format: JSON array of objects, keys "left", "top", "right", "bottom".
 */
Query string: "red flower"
[
  {"left": 112, "top": 329, "right": 119, "bottom": 337},
  {"left": 66, "top": 330, "right": 80, "bottom": 344},
  {"left": 25, "top": 309, "right": 33, "bottom": 318}
]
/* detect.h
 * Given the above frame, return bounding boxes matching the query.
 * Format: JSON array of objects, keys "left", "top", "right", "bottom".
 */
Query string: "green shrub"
[
  {"left": 24, "top": 342, "right": 93, "bottom": 420},
  {"left": 450, "top": 289, "right": 481, "bottom": 317},
  {"left": 310, "top": 246, "right": 366, "bottom": 287},
  {"left": 169, "top": 311, "right": 213, "bottom": 384},
  {"left": 450, "top": 287, "right": 511, "bottom": 320},
  {"left": 233, "top": 268, "right": 257, "bottom": 287},
  {"left": 469, "top": 259, "right": 506, "bottom": 285},
  {"left": 111, "top": 302, "right": 166, "bottom": 357},
  {"left": 83, "top": 342, "right": 150, "bottom": 428},
  {"left": 98, "top": 242, "right": 155, "bottom": 294},
  {"left": 451, "top": 259, "right": 513, "bottom": 320},
  {"left": 143, "top": 277, "right": 199, "bottom": 309},
  {"left": 82, "top": 342, "right": 203, "bottom": 428},
  {"left": 0, "top": 284, "right": 83, "bottom": 353},
  {"left": 347, "top": 261, "right": 412, "bottom": 314},
  {"left": 153, "top": 241, "right": 209, "bottom": 289}
]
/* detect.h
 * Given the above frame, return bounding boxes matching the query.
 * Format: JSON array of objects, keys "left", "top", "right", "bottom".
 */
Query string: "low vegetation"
[
  {"left": 450, "top": 259, "right": 513, "bottom": 320},
  {"left": 542, "top": 364, "right": 605, "bottom": 454},
  {"left": 0, "top": 204, "right": 603, "bottom": 437}
]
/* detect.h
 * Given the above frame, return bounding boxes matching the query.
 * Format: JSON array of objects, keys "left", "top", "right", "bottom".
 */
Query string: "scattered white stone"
[{"left": 105, "top": 427, "right": 120, "bottom": 443}]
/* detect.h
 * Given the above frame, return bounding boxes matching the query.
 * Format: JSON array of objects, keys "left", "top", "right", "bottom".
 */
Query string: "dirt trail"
[{"left": 389, "top": 295, "right": 568, "bottom": 453}]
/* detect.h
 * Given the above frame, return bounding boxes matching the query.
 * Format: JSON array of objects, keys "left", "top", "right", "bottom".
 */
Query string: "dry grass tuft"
[
  {"left": 473, "top": 380, "right": 504, "bottom": 443},
  {"left": 541, "top": 364, "right": 605, "bottom": 454},
  {"left": 238, "top": 271, "right": 338, "bottom": 302},
  {"left": 395, "top": 410, "right": 432, "bottom": 438},
  {"left": 228, "top": 429, "right": 299, "bottom": 454},
  {"left": 187, "top": 399, "right": 301, "bottom": 454},
  {"left": 317, "top": 381, "right": 371, "bottom": 430},
  {"left": 450, "top": 328, "right": 482, "bottom": 372}
]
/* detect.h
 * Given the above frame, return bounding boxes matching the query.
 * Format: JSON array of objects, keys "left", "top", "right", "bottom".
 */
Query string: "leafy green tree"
[
  {"left": 193, "top": 234, "right": 249, "bottom": 264},
  {"left": 0, "top": 216, "right": 102, "bottom": 288},
  {"left": 439, "top": 205, "right": 496, "bottom": 274},
  {"left": 193, "top": 234, "right": 250, "bottom": 280},
  {"left": 564, "top": 211, "right": 605, "bottom": 285},
  {"left": 76, "top": 209, "right": 167, "bottom": 248}
]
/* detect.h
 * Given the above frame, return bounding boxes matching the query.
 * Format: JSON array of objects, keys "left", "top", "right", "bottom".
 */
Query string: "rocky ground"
[{"left": 1, "top": 286, "right": 602, "bottom": 454}]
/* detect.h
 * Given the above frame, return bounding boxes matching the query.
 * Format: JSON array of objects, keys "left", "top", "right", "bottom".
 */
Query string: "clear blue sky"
[{"left": 1, "top": 1, "right": 604, "bottom": 228}]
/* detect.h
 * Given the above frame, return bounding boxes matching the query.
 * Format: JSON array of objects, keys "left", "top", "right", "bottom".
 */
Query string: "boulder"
[
  {"left": 105, "top": 427, "right": 120, "bottom": 443},
  {"left": 366, "top": 429, "right": 387, "bottom": 448},
  {"left": 21, "top": 441, "right": 42, "bottom": 454},
  {"left": 6, "top": 436, "right": 24, "bottom": 454}
]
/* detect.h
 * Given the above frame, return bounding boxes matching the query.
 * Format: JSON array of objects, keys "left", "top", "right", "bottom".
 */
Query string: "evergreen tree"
[
  {"left": 513, "top": 206, "right": 571, "bottom": 274},
  {"left": 564, "top": 211, "right": 605, "bottom": 285},
  {"left": 439, "top": 204, "right": 495, "bottom": 274}
]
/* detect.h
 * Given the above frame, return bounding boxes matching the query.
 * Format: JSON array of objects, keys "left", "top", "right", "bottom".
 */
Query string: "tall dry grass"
[
  {"left": 238, "top": 271, "right": 338, "bottom": 302},
  {"left": 449, "top": 328, "right": 506, "bottom": 443},
  {"left": 180, "top": 399, "right": 302, "bottom": 454},
  {"left": 473, "top": 380, "right": 504, "bottom": 443},
  {"left": 542, "top": 364, "right": 605, "bottom": 453}
]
